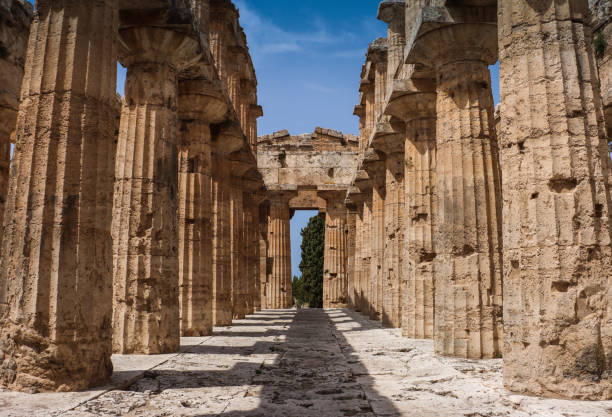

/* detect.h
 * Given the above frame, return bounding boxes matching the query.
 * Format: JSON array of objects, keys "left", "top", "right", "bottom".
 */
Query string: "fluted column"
[
  {"left": 259, "top": 217, "right": 268, "bottom": 309},
  {"left": 409, "top": 21, "right": 503, "bottom": 358},
  {"left": 402, "top": 91, "right": 437, "bottom": 339},
  {"left": 267, "top": 193, "right": 293, "bottom": 309},
  {"left": 321, "top": 192, "right": 348, "bottom": 308},
  {"left": 177, "top": 78, "right": 227, "bottom": 337},
  {"left": 177, "top": 121, "right": 213, "bottom": 337},
  {"left": 360, "top": 198, "right": 373, "bottom": 316},
  {"left": 211, "top": 160, "right": 232, "bottom": 325},
  {"left": 382, "top": 151, "right": 404, "bottom": 328},
  {"left": 346, "top": 203, "right": 358, "bottom": 310},
  {"left": 112, "top": 21, "right": 200, "bottom": 354},
  {"left": 230, "top": 184, "right": 247, "bottom": 319},
  {"left": 364, "top": 161, "right": 386, "bottom": 321},
  {"left": 499, "top": 0, "right": 612, "bottom": 399},
  {"left": 0, "top": 0, "right": 117, "bottom": 391}
]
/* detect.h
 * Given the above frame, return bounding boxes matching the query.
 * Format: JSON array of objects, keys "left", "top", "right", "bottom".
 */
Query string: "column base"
[{"left": 0, "top": 321, "right": 112, "bottom": 392}]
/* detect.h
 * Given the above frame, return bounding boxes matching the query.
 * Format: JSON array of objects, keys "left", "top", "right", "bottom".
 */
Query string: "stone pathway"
[{"left": 1, "top": 309, "right": 611, "bottom": 416}]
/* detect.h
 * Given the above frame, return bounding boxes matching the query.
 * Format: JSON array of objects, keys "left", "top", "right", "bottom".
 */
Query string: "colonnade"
[
  {"left": 0, "top": 0, "right": 265, "bottom": 392},
  {"left": 0, "top": 0, "right": 609, "bottom": 403},
  {"left": 346, "top": 0, "right": 611, "bottom": 401}
]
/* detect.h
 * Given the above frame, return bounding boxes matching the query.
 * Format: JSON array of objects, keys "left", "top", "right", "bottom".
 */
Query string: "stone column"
[
  {"left": 230, "top": 183, "right": 247, "bottom": 319},
  {"left": 372, "top": 128, "right": 405, "bottom": 329},
  {"left": 112, "top": 19, "right": 200, "bottom": 354},
  {"left": 404, "top": 92, "right": 437, "bottom": 339},
  {"left": 0, "top": 0, "right": 117, "bottom": 391},
  {"left": 321, "top": 191, "right": 349, "bottom": 309},
  {"left": 364, "top": 159, "right": 386, "bottom": 321},
  {"left": 176, "top": 79, "right": 226, "bottom": 337},
  {"left": 211, "top": 160, "right": 232, "bottom": 326},
  {"left": 210, "top": 123, "right": 244, "bottom": 326},
  {"left": 259, "top": 203, "right": 269, "bottom": 309},
  {"left": 386, "top": 80, "right": 438, "bottom": 339},
  {"left": 499, "top": 0, "right": 612, "bottom": 399},
  {"left": 177, "top": 121, "right": 212, "bottom": 336},
  {"left": 267, "top": 192, "right": 293, "bottom": 309},
  {"left": 346, "top": 203, "right": 358, "bottom": 310},
  {"left": 409, "top": 20, "right": 503, "bottom": 358},
  {"left": 245, "top": 189, "right": 265, "bottom": 313},
  {"left": 354, "top": 172, "right": 374, "bottom": 316},
  {"left": 0, "top": 1, "right": 31, "bottom": 236}
]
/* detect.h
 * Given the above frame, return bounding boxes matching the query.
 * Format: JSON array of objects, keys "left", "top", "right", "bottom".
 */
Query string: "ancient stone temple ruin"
[{"left": 0, "top": 0, "right": 610, "bottom": 411}]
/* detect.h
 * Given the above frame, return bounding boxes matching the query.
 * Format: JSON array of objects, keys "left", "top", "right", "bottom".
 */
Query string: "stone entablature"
[{"left": 257, "top": 127, "right": 359, "bottom": 192}]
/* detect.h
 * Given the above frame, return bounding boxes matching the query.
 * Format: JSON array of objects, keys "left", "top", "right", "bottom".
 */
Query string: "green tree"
[
  {"left": 292, "top": 276, "right": 304, "bottom": 307},
  {"left": 298, "top": 215, "right": 325, "bottom": 308}
]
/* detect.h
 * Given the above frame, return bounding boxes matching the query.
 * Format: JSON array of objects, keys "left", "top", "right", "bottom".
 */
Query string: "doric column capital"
[
  {"left": 405, "top": 6, "right": 498, "bottom": 69},
  {"left": 178, "top": 79, "right": 228, "bottom": 123},
  {"left": 267, "top": 190, "right": 297, "bottom": 207},
  {"left": 370, "top": 117, "right": 405, "bottom": 154},
  {"left": 377, "top": 1, "right": 405, "bottom": 26},
  {"left": 384, "top": 78, "right": 436, "bottom": 123},
  {"left": 212, "top": 120, "right": 245, "bottom": 156}
]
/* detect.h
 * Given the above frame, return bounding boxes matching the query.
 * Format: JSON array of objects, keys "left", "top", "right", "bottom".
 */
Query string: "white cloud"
[
  {"left": 302, "top": 81, "right": 336, "bottom": 94},
  {"left": 234, "top": 0, "right": 349, "bottom": 60}
]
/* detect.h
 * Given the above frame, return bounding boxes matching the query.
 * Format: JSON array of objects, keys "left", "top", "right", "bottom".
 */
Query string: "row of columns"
[
  {"left": 346, "top": 0, "right": 611, "bottom": 400},
  {"left": 0, "top": 0, "right": 265, "bottom": 392}
]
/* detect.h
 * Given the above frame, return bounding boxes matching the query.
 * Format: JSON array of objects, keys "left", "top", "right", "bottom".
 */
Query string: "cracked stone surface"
[{"left": 1, "top": 309, "right": 611, "bottom": 416}]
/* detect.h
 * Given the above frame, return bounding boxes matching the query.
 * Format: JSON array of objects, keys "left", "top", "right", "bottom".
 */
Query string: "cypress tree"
[{"left": 298, "top": 215, "right": 325, "bottom": 308}]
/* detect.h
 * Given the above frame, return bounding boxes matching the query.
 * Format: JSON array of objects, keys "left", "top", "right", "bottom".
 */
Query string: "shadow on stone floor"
[{"left": 114, "top": 308, "right": 400, "bottom": 417}]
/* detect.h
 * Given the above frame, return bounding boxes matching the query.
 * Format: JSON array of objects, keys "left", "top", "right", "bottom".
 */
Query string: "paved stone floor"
[{"left": 1, "top": 308, "right": 611, "bottom": 416}]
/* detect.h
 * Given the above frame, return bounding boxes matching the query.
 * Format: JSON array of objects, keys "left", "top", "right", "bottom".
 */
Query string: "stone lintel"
[{"left": 404, "top": 5, "right": 498, "bottom": 67}]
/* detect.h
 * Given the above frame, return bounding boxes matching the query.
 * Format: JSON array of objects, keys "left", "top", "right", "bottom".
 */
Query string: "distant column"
[
  {"left": 346, "top": 202, "right": 358, "bottom": 310},
  {"left": 364, "top": 160, "right": 386, "bottom": 321},
  {"left": 267, "top": 193, "right": 293, "bottom": 309},
  {"left": 321, "top": 192, "right": 349, "bottom": 308}
]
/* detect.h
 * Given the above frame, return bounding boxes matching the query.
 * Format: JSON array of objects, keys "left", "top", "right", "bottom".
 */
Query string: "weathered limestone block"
[
  {"left": 408, "top": 14, "right": 503, "bottom": 359},
  {"left": 321, "top": 191, "right": 349, "bottom": 308},
  {"left": 386, "top": 79, "right": 437, "bottom": 339},
  {"left": 499, "top": 0, "right": 612, "bottom": 399},
  {"left": 267, "top": 192, "right": 293, "bottom": 309},
  {"left": 0, "top": 0, "right": 31, "bottom": 231},
  {"left": 112, "top": 17, "right": 201, "bottom": 354},
  {"left": 0, "top": 0, "right": 117, "bottom": 391}
]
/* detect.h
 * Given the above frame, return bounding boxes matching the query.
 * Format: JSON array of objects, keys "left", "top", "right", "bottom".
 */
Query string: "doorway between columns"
[{"left": 290, "top": 209, "right": 323, "bottom": 308}]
